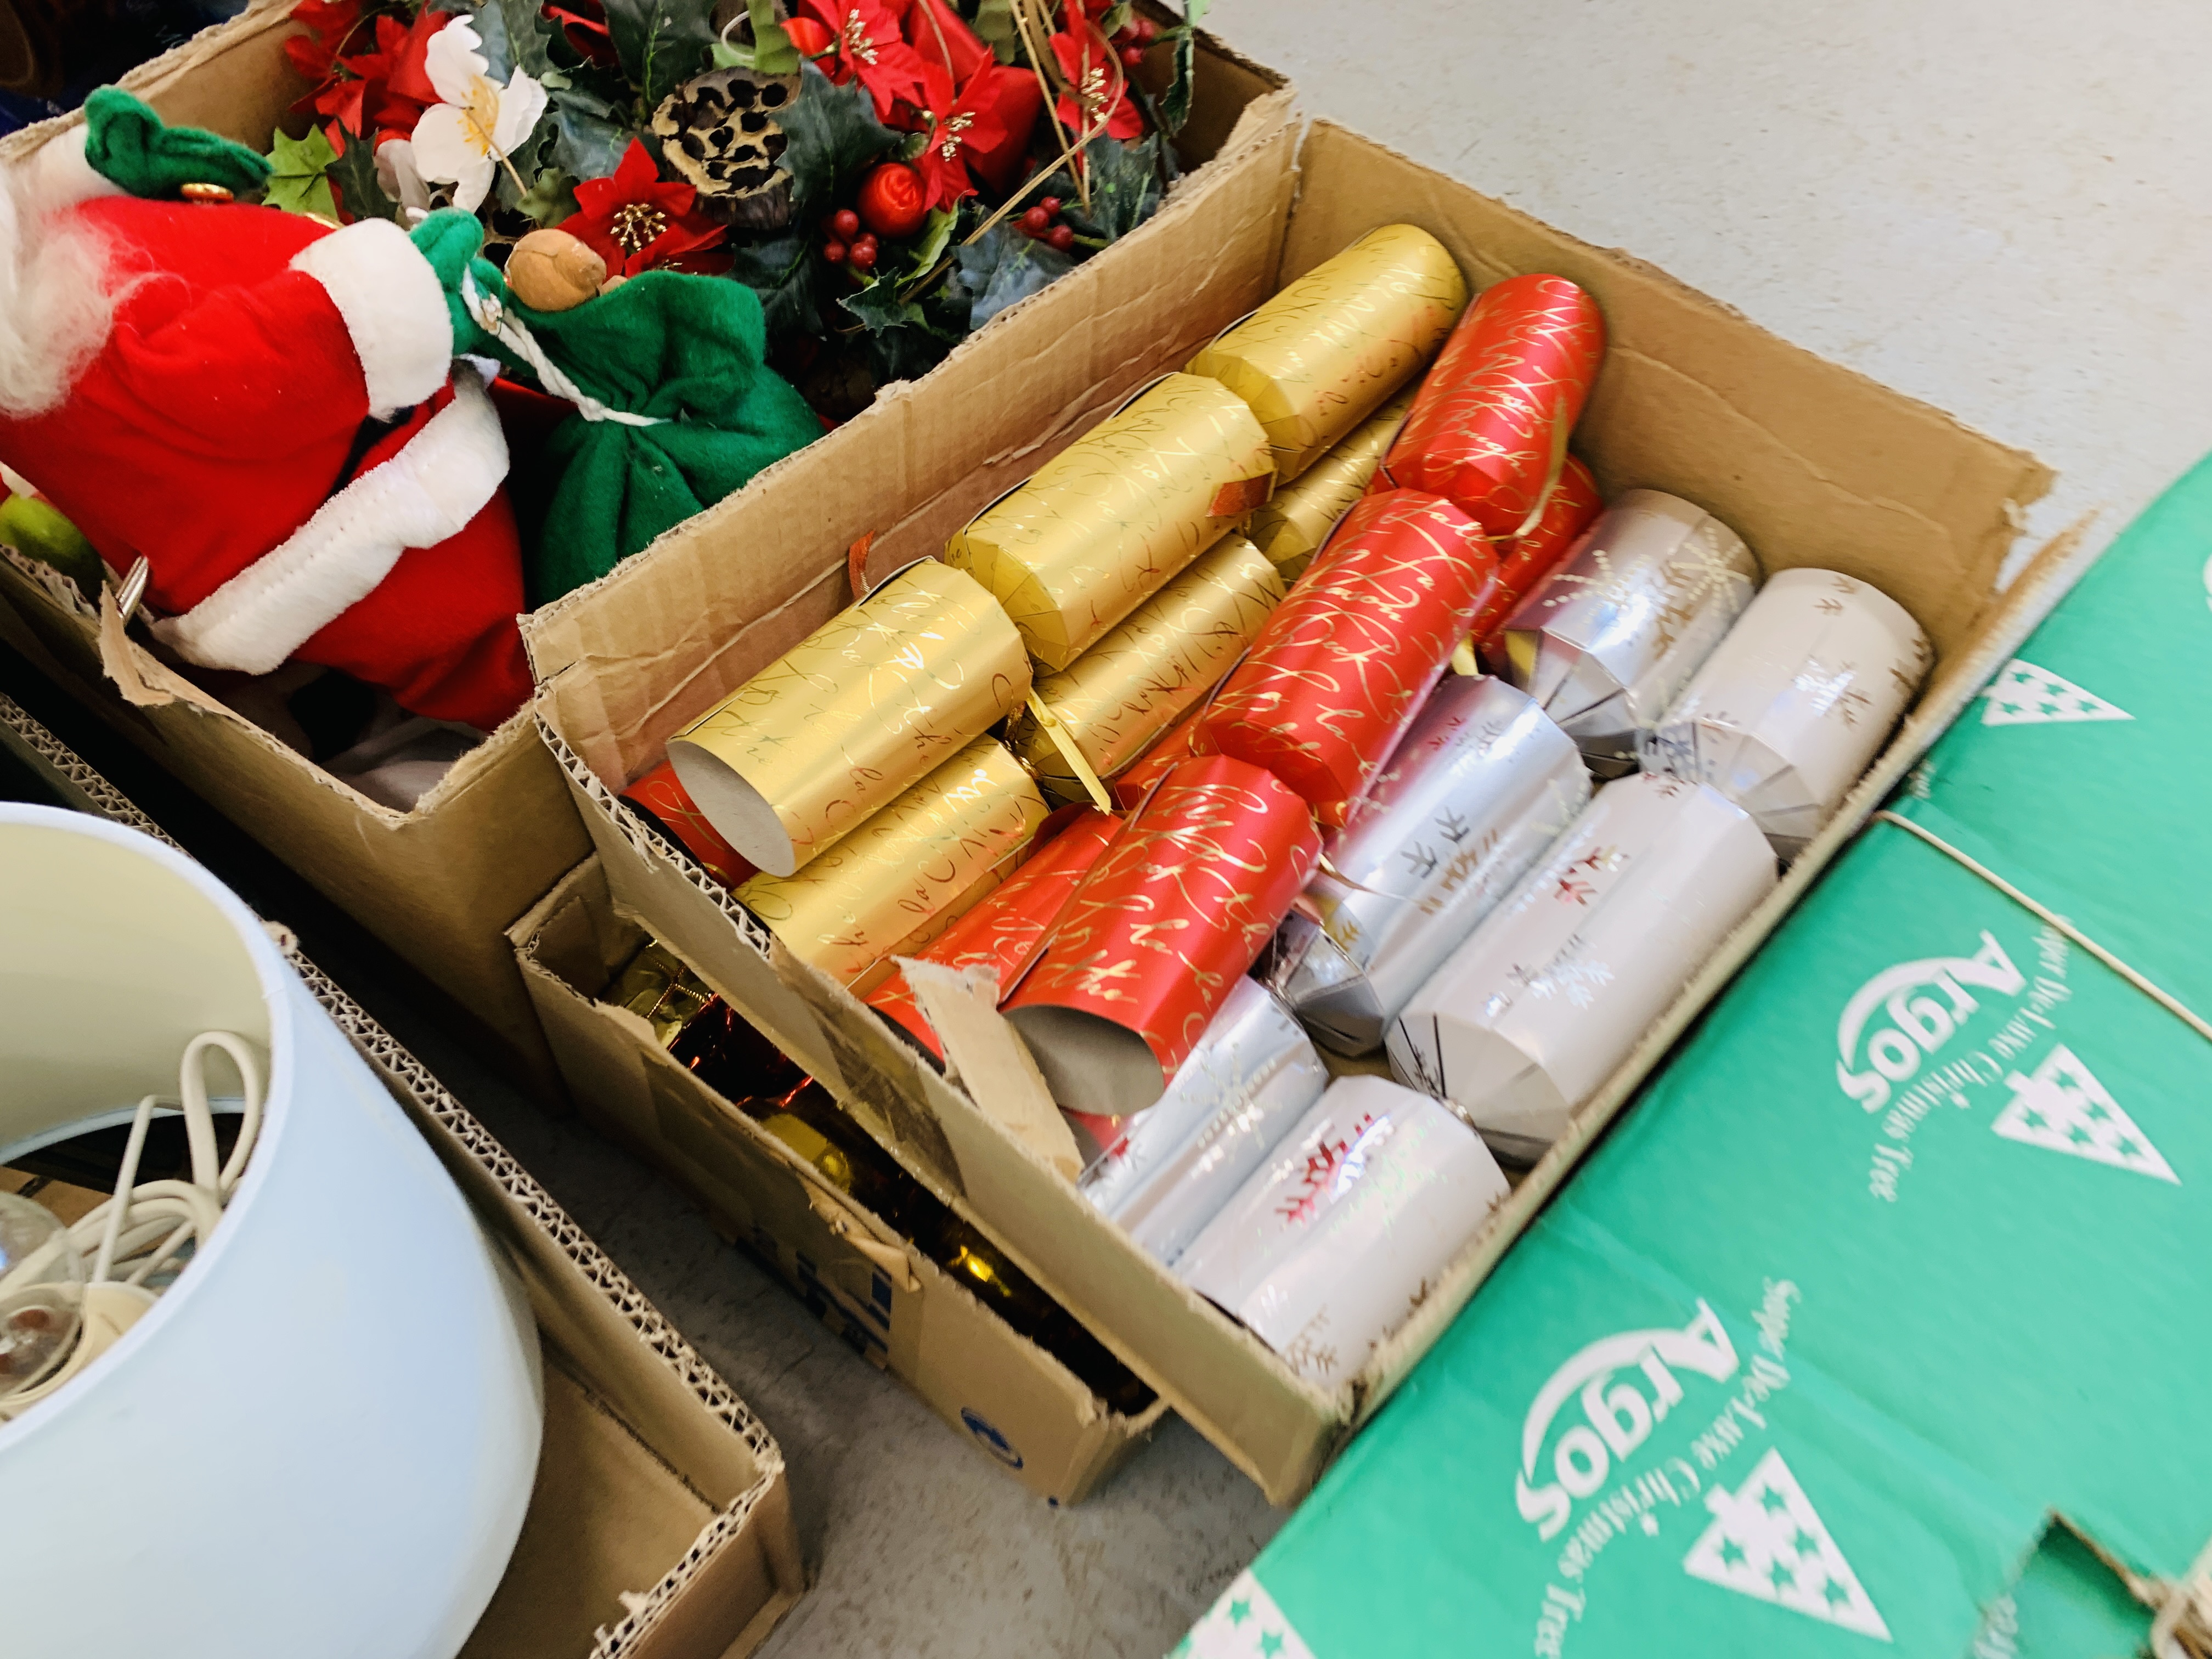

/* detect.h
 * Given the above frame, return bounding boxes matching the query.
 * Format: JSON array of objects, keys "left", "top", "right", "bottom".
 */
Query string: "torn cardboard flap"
[{"left": 899, "top": 958, "right": 1082, "bottom": 1183}]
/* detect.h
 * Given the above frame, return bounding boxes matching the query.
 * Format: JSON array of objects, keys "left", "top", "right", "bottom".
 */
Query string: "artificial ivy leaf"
[
  {"left": 264, "top": 126, "right": 341, "bottom": 222},
  {"left": 776, "top": 60, "right": 901, "bottom": 224},
  {"left": 601, "top": 0, "right": 718, "bottom": 116},
  {"left": 840, "top": 275, "right": 927, "bottom": 334},
  {"left": 725, "top": 232, "right": 822, "bottom": 345},
  {"left": 973, "top": 0, "right": 1019, "bottom": 65},
  {"left": 328, "top": 129, "right": 400, "bottom": 224},
  {"left": 951, "top": 223, "right": 1074, "bottom": 330},
  {"left": 547, "top": 78, "right": 632, "bottom": 180},
  {"left": 1050, "top": 134, "right": 1164, "bottom": 242}
]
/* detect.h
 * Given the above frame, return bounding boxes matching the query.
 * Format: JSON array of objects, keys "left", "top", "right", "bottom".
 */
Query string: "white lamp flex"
[{"left": 0, "top": 804, "right": 543, "bottom": 1657}]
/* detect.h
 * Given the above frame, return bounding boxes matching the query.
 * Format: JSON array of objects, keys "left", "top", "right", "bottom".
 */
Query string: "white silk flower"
[{"left": 409, "top": 16, "right": 548, "bottom": 213}]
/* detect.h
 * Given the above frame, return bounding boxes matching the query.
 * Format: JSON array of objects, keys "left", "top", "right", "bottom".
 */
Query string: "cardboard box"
[
  {"left": 532, "top": 116, "right": 2093, "bottom": 1504},
  {"left": 511, "top": 857, "right": 1170, "bottom": 1505},
  {"left": 1175, "top": 461, "right": 2212, "bottom": 1657},
  {"left": 0, "top": 687, "right": 804, "bottom": 1658},
  {"left": 0, "top": 1, "right": 1292, "bottom": 1096}
]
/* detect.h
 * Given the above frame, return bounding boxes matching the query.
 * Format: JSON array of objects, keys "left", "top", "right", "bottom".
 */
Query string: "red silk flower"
[
  {"left": 912, "top": 64, "right": 1007, "bottom": 209},
  {"left": 903, "top": 0, "right": 989, "bottom": 81},
  {"left": 543, "top": 0, "right": 621, "bottom": 68},
  {"left": 567, "top": 140, "right": 726, "bottom": 278},
  {"left": 1050, "top": 24, "right": 1142, "bottom": 143},
  {"left": 798, "top": 0, "right": 932, "bottom": 122},
  {"left": 292, "top": 7, "right": 445, "bottom": 139}
]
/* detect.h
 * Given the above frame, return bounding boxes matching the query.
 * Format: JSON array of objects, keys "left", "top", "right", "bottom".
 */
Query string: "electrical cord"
[{"left": 0, "top": 1030, "right": 263, "bottom": 1417}]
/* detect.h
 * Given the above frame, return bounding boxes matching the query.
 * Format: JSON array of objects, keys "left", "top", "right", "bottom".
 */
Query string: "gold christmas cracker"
[
  {"left": 944, "top": 373, "right": 1275, "bottom": 674},
  {"left": 667, "top": 561, "right": 1031, "bottom": 878},
  {"left": 1011, "top": 535, "right": 1285, "bottom": 804},
  {"left": 1243, "top": 388, "right": 1414, "bottom": 583},
  {"left": 737, "top": 737, "right": 1048, "bottom": 993},
  {"left": 1187, "top": 223, "right": 1466, "bottom": 483}
]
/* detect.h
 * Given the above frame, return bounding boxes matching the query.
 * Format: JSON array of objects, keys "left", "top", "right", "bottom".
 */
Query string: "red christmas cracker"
[
  {"left": 1003, "top": 757, "right": 1322, "bottom": 1114},
  {"left": 867, "top": 806, "right": 1121, "bottom": 1060},
  {"left": 1471, "top": 454, "right": 1603, "bottom": 664},
  {"left": 1195, "top": 489, "right": 1499, "bottom": 821},
  {"left": 1378, "top": 274, "right": 1605, "bottom": 536},
  {"left": 622, "top": 760, "right": 756, "bottom": 889}
]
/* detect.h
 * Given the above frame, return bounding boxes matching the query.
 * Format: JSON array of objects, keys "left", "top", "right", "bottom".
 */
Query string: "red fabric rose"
[{"left": 567, "top": 140, "right": 727, "bottom": 278}]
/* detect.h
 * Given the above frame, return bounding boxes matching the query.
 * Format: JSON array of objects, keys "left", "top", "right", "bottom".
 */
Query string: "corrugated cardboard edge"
[{"left": 0, "top": 689, "right": 805, "bottom": 1659}]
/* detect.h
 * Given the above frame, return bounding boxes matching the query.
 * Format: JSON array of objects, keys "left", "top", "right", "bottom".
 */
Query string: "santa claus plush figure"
[{"left": 0, "top": 89, "right": 532, "bottom": 730}]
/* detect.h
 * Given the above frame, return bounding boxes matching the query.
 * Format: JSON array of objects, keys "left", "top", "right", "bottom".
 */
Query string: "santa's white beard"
[{"left": 0, "top": 157, "right": 119, "bottom": 421}]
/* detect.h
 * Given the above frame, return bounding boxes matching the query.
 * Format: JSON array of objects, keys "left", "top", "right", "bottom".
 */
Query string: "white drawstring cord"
[{"left": 459, "top": 272, "right": 666, "bottom": 428}]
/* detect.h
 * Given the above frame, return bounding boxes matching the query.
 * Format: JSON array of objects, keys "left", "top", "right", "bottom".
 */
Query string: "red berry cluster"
[
  {"left": 1019, "top": 196, "right": 1075, "bottom": 253},
  {"left": 821, "top": 208, "right": 879, "bottom": 272},
  {"left": 1111, "top": 14, "right": 1158, "bottom": 67}
]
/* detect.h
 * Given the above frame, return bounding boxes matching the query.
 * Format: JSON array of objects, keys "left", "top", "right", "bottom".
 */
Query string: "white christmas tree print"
[
  {"left": 1178, "top": 1570, "right": 1317, "bottom": 1659},
  {"left": 1993, "top": 1045, "right": 2178, "bottom": 1183},
  {"left": 1682, "top": 1448, "right": 1893, "bottom": 1641},
  {"left": 1979, "top": 660, "right": 2132, "bottom": 726}
]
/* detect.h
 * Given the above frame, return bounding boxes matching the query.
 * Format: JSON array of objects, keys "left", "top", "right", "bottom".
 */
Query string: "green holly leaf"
[
  {"left": 864, "top": 320, "right": 954, "bottom": 386},
  {"left": 1156, "top": 0, "right": 1211, "bottom": 133},
  {"left": 776, "top": 60, "right": 901, "bottom": 224},
  {"left": 264, "top": 126, "right": 340, "bottom": 222},
  {"left": 1050, "top": 134, "right": 1164, "bottom": 242},
  {"left": 602, "top": 0, "right": 718, "bottom": 115},
  {"left": 473, "top": 0, "right": 557, "bottom": 81},
  {"left": 951, "top": 222, "right": 1074, "bottom": 330},
  {"left": 517, "top": 165, "right": 578, "bottom": 224},
  {"left": 840, "top": 274, "right": 927, "bottom": 334},
  {"left": 1099, "top": 2, "right": 1133, "bottom": 34},
  {"left": 327, "top": 128, "right": 399, "bottom": 224},
  {"left": 725, "top": 232, "right": 822, "bottom": 345},
  {"left": 973, "top": 0, "right": 1020, "bottom": 65}
]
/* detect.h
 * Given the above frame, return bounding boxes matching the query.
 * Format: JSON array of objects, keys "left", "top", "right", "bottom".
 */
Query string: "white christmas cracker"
[
  {"left": 1638, "top": 567, "right": 1930, "bottom": 857},
  {"left": 1267, "top": 674, "right": 1590, "bottom": 1057},
  {"left": 1177, "top": 1074, "right": 1509, "bottom": 1391},
  {"left": 1499, "top": 489, "right": 1760, "bottom": 777},
  {"left": 1078, "top": 977, "right": 1328, "bottom": 1268},
  {"left": 1386, "top": 772, "right": 1776, "bottom": 1161}
]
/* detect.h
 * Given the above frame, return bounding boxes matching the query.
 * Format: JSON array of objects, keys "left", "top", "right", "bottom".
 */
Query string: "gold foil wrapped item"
[
  {"left": 1187, "top": 223, "right": 1466, "bottom": 482},
  {"left": 945, "top": 373, "right": 1274, "bottom": 673},
  {"left": 1243, "top": 389, "right": 1413, "bottom": 582},
  {"left": 1011, "top": 535, "right": 1285, "bottom": 804},
  {"left": 607, "top": 941, "right": 714, "bottom": 1047},
  {"left": 668, "top": 561, "right": 1031, "bottom": 877},
  {"left": 737, "top": 737, "right": 1048, "bottom": 994}
]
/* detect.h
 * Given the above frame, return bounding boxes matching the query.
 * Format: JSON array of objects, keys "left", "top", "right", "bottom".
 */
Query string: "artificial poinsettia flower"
[
  {"left": 797, "top": 0, "right": 931, "bottom": 123},
  {"left": 410, "top": 16, "right": 548, "bottom": 213},
  {"left": 960, "top": 62, "right": 1043, "bottom": 194},
  {"left": 283, "top": 0, "right": 365, "bottom": 83},
  {"left": 902, "top": 0, "right": 988, "bottom": 82},
  {"left": 567, "top": 139, "right": 726, "bottom": 277},
  {"left": 1050, "top": 24, "right": 1142, "bottom": 143},
  {"left": 297, "top": 7, "right": 446, "bottom": 140},
  {"left": 910, "top": 65, "right": 1004, "bottom": 210}
]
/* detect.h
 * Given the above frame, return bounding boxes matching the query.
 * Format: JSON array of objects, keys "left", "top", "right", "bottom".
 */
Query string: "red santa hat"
[{"left": 0, "top": 125, "right": 533, "bottom": 731}]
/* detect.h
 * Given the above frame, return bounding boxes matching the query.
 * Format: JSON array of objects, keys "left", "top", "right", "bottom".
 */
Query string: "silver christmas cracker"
[
  {"left": 1266, "top": 674, "right": 1590, "bottom": 1056},
  {"left": 1638, "top": 567, "right": 1930, "bottom": 858},
  {"left": 1386, "top": 772, "right": 1776, "bottom": 1161},
  {"left": 1077, "top": 977, "right": 1328, "bottom": 1268},
  {"left": 1499, "top": 489, "right": 1760, "bottom": 777},
  {"left": 1176, "top": 1074, "right": 1510, "bottom": 1392}
]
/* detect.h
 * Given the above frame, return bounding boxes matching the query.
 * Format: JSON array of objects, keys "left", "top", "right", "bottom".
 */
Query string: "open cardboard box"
[
  {"left": 535, "top": 117, "right": 2095, "bottom": 1504},
  {"left": 513, "top": 857, "right": 1170, "bottom": 1503},
  {"left": 0, "top": 0, "right": 1293, "bottom": 1096},
  {"left": 0, "top": 688, "right": 803, "bottom": 1658}
]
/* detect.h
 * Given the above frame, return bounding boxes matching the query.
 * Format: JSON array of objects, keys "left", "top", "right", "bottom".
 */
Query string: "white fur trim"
[
  {"left": 150, "top": 366, "right": 508, "bottom": 675},
  {"left": 290, "top": 218, "right": 453, "bottom": 421},
  {"left": 26, "top": 128, "right": 126, "bottom": 219}
]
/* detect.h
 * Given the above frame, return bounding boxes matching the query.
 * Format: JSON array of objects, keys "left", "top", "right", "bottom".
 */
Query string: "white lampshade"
[{"left": 0, "top": 804, "right": 542, "bottom": 1657}]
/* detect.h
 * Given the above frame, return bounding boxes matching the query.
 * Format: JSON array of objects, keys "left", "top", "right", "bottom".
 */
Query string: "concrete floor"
[{"left": 17, "top": 7, "right": 2212, "bottom": 1657}]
